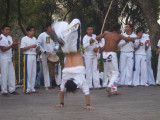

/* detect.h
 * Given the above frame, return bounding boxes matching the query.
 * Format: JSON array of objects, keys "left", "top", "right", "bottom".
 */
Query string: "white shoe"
[
  {"left": 45, "top": 87, "right": 49, "bottom": 90},
  {"left": 145, "top": 84, "right": 149, "bottom": 87}
]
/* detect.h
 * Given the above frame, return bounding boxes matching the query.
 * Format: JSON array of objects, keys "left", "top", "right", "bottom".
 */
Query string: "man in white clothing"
[
  {"left": 0, "top": 25, "right": 19, "bottom": 96},
  {"left": 20, "top": 26, "right": 40, "bottom": 94},
  {"left": 133, "top": 27, "right": 149, "bottom": 86},
  {"left": 156, "top": 39, "right": 160, "bottom": 85},
  {"left": 118, "top": 24, "right": 139, "bottom": 86},
  {"left": 145, "top": 36, "right": 155, "bottom": 85},
  {"left": 83, "top": 26, "right": 100, "bottom": 88},
  {"left": 37, "top": 23, "right": 59, "bottom": 90}
]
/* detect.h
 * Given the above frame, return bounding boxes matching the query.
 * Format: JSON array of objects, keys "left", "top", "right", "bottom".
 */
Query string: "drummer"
[
  {"left": 20, "top": 26, "right": 40, "bottom": 94},
  {"left": 37, "top": 23, "right": 59, "bottom": 90},
  {"left": 52, "top": 19, "right": 94, "bottom": 110}
]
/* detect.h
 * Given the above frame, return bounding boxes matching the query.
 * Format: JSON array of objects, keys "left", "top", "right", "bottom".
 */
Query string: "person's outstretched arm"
[
  {"left": 119, "top": 35, "right": 141, "bottom": 42},
  {"left": 84, "top": 94, "right": 95, "bottom": 110},
  {"left": 54, "top": 91, "right": 65, "bottom": 108}
]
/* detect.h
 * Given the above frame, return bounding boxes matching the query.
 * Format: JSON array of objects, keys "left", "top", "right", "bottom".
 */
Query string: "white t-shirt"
[
  {"left": 20, "top": 36, "right": 37, "bottom": 55},
  {"left": 37, "top": 32, "right": 58, "bottom": 58},
  {"left": 0, "top": 34, "right": 13, "bottom": 59},
  {"left": 135, "top": 34, "right": 148, "bottom": 55},
  {"left": 83, "top": 34, "right": 98, "bottom": 56},
  {"left": 119, "top": 33, "right": 139, "bottom": 52}
]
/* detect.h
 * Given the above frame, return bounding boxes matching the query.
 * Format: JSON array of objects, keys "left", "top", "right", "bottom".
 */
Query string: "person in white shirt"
[
  {"left": 133, "top": 27, "right": 149, "bottom": 86},
  {"left": 156, "top": 39, "right": 160, "bottom": 85},
  {"left": 0, "top": 25, "right": 19, "bottom": 96},
  {"left": 83, "top": 26, "right": 100, "bottom": 88},
  {"left": 118, "top": 24, "right": 139, "bottom": 86},
  {"left": 20, "top": 26, "right": 40, "bottom": 94},
  {"left": 37, "top": 23, "right": 59, "bottom": 90},
  {"left": 145, "top": 37, "right": 155, "bottom": 85}
]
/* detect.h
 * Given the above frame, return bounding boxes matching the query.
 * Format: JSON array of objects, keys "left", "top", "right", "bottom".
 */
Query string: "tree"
[{"left": 137, "top": 0, "right": 160, "bottom": 48}]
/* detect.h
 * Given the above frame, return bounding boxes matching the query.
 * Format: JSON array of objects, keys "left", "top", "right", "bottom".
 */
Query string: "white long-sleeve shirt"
[
  {"left": 83, "top": 34, "right": 98, "bottom": 56},
  {"left": 119, "top": 33, "right": 139, "bottom": 52},
  {"left": 37, "top": 32, "right": 59, "bottom": 58}
]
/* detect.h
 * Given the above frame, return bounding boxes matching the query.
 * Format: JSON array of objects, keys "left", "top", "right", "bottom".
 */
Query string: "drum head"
[{"left": 47, "top": 55, "right": 59, "bottom": 63}]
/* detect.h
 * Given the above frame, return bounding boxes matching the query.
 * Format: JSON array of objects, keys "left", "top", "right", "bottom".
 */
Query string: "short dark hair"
[
  {"left": 136, "top": 27, "right": 145, "bottom": 34},
  {"left": 126, "top": 24, "right": 133, "bottom": 30},
  {"left": 112, "top": 23, "right": 121, "bottom": 31},
  {"left": 1, "top": 24, "right": 10, "bottom": 30},
  {"left": 65, "top": 79, "right": 77, "bottom": 93},
  {"left": 26, "top": 26, "right": 34, "bottom": 32},
  {"left": 45, "top": 22, "right": 52, "bottom": 28}
]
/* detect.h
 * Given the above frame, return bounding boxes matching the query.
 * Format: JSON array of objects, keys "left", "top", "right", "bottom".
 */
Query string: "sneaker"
[
  {"left": 32, "top": 91, "right": 39, "bottom": 93},
  {"left": 145, "top": 84, "right": 149, "bottom": 87},
  {"left": 25, "top": 92, "right": 32, "bottom": 94},
  {"left": 2, "top": 93, "right": 10, "bottom": 97},
  {"left": 128, "top": 85, "right": 134, "bottom": 88},
  {"left": 10, "top": 91, "right": 19, "bottom": 95},
  {"left": 45, "top": 87, "right": 49, "bottom": 91}
]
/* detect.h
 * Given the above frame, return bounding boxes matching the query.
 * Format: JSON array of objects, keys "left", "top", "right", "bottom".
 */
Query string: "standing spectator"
[
  {"left": 156, "top": 39, "right": 160, "bottom": 85},
  {"left": 133, "top": 27, "right": 149, "bottom": 86},
  {"left": 37, "top": 23, "right": 59, "bottom": 90},
  {"left": 20, "top": 26, "right": 40, "bottom": 94},
  {"left": 118, "top": 24, "right": 139, "bottom": 86},
  {"left": 146, "top": 37, "right": 155, "bottom": 85},
  {"left": 0, "top": 25, "right": 19, "bottom": 96},
  {"left": 83, "top": 26, "right": 100, "bottom": 88}
]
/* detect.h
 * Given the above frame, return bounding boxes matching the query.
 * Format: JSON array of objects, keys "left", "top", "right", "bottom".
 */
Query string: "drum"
[
  {"left": 47, "top": 55, "right": 59, "bottom": 79},
  {"left": 47, "top": 54, "right": 59, "bottom": 64}
]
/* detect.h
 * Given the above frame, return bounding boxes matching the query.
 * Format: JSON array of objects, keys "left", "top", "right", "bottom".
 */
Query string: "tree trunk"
[
  {"left": 18, "top": 0, "right": 26, "bottom": 35},
  {"left": 137, "top": 0, "right": 160, "bottom": 48},
  {"left": 5, "top": 0, "right": 10, "bottom": 24}
]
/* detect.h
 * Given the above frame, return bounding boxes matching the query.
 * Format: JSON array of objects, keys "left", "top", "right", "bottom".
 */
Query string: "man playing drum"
[
  {"left": 51, "top": 19, "right": 94, "bottom": 110},
  {"left": 37, "top": 23, "right": 59, "bottom": 90}
]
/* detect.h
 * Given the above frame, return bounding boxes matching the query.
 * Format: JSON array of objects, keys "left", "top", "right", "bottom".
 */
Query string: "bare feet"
[
  {"left": 106, "top": 87, "right": 112, "bottom": 97},
  {"left": 111, "top": 91, "right": 121, "bottom": 95},
  {"left": 54, "top": 104, "right": 64, "bottom": 108},
  {"left": 84, "top": 105, "right": 95, "bottom": 110}
]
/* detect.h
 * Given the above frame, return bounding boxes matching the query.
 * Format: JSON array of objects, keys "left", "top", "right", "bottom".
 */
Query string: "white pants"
[
  {"left": 146, "top": 53, "right": 155, "bottom": 85},
  {"left": 156, "top": 55, "right": 160, "bottom": 84},
  {"left": 103, "top": 61, "right": 111, "bottom": 87},
  {"left": 119, "top": 52, "right": 134, "bottom": 85},
  {"left": 0, "top": 58, "right": 16, "bottom": 93},
  {"left": 84, "top": 55, "right": 100, "bottom": 88},
  {"left": 133, "top": 54, "right": 147, "bottom": 86},
  {"left": 103, "top": 52, "right": 119, "bottom": 92},
  {"left": 23, "top": 55, "right": 36, "bottom": 93},
  {"left": 42, "top": 57, "right": 50, "bottom": 87}
]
